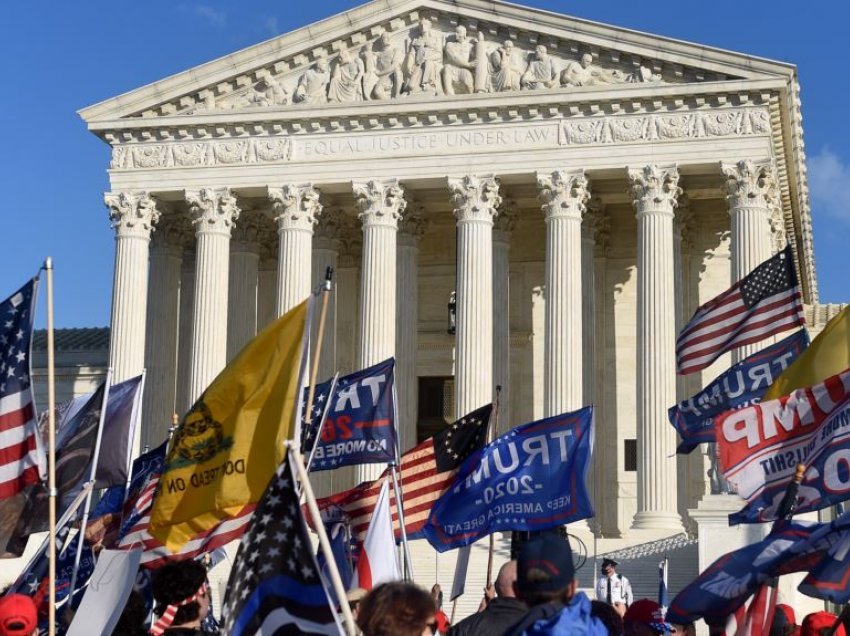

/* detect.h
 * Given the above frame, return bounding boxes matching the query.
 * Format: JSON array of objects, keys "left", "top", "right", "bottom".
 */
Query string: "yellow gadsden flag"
[
  {"left": 763, "top": 304, "right": 850, "bottom": 401},
  {"left": 149, "top": 299, "right": 308, "bottom": 552}
]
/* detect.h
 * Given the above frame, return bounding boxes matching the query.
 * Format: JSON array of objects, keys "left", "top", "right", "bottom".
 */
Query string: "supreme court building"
[{"left": 77, "top": 0, "right": 833, "bottom": 607}]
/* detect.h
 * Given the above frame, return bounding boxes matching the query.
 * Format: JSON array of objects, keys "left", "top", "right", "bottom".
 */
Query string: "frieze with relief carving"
[{"left": 139, "top": 12, "right": 724, "bottom": 119}]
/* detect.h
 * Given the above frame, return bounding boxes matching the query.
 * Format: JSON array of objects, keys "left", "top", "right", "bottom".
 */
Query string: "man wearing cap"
[
  {"left": 623, "top": 599, "right": 673, "bottom": 636},
  {"left": 596, "top": 558, "right": 632, "bottom": 617},
  {"left": 0, "top": 594, "right": 38, "bottom": 636},
  {"left": 505, "top": 532, "right": 608, "bottom": 636}
]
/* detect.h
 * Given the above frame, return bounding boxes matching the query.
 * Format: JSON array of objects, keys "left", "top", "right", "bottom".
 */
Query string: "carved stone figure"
[
  {"left": 442, "top": 26, "right": 476, "bottom": 95},
  {"left": 232, "top": 74, "right": 289, "bottom": 109},
  {"left": 561, "top": 52, "right": 626, "bottom": 87},
  {"left": 489, "top": 39, "right": 524, "bottom": 92},
  {"left": 362, "top": 34, "right": 404, "bottom": 100},
  {"left": 261, "top": 74, "right": 290, "bottom": 105},
  {"left": 293, "top": 54, "right": 330, "bottom": 104},
  {"left": 520, "top": 45, "right": 559, "bottom": 90},
  {"left": 628, "top": 64, "right": 663, "bottom": 83},
  {"left": 405, "top": 18, "right": 444, "bottom": 95},
  {"left": 328, "top": 49, "right": 364, "bottom": 103}
]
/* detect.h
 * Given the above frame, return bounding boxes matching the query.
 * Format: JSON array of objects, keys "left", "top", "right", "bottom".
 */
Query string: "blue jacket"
[{"left": 520, "top": 592, "right": 610, "bottom": 636}]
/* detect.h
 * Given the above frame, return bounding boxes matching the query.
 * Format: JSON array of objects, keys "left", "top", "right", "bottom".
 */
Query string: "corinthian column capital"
[
  {"left": 186, "top": 187, "right": 240, "bottom": 235},
  {"left": 105, "top": 191, "right": 160, "bottom": 239},
  {"left": 268, "top": 184, "right": 322, "bottom": 232},
  {"left": 398, "top": 201, "right": 427, "bottom": 245},
  {"left": 353, "top": 179, "right": 407, "bottom": 228},
  {"left": 537, "top": 170, "right": 590, "bottom": 221},
  {"left": 628, "top": 164, "right": 681, "bottom": 216},
  {"left": 721, "top": 159, "right": 776, "bottom": 210},
  {"left": 449, "top": 174, "right": 501, "bottom": 223}
]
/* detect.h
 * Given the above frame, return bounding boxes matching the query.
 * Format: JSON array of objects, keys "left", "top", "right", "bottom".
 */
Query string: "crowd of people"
[{"left": 0, "top": 531, "right": 843, "bottom": 636}]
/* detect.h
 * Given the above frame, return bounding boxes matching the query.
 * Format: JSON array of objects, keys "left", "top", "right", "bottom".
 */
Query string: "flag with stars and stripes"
[
  {"left": 222, "top": 451, "right": 341, "bottom": 636},
  {"left": 315, "top": 403, "right": 493, "bottom": 542},
  {"left": 676, "top": 246, "right": 805, "bottom": 375},
  {"left": 306, "top": 358, "right": 397, "bottom": 472},
  {"left": 0, "top": 278, "right": 43, "bottom": 498}
]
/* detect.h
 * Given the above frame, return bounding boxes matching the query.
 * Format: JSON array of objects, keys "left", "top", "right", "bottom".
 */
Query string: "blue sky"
[{"left": 1, "top": 0, "right": 847, "bottom": 328}]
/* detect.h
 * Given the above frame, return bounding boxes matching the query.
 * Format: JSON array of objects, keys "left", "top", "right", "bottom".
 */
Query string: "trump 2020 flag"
[
  {"left": 676, "top": 246, "right": 804, "bottom": 375},
  {"left": 717, "top": 367, "right": 850, "bottom": 524},
  {"left": 670, "top": 330, "right": 808, "bottom": 453},
  {"left": 222, "top": 451, "right": 340, "bottom": 636},
  {"left": 149, "top": 300, "right": 308, "bottom": 553},
  {"left": 353, "top": 479, "right": 400, "bottom": 590},
  {"left": 798, "top": 510, "right": 850, "bottom": 603},
  {"left": 307, "top": 358, "right": 397, "bottom": 471},
  {"left": 423, "top": 407, "right": 594, "bottom": 552}
]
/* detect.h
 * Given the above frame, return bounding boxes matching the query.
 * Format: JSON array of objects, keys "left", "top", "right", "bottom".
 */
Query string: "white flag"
[
  {"left": 353, "top": 479, "right": 400, "bottom": 590},
  {"left": 66, "top": 549, "right": 142, "bottom": 636}
]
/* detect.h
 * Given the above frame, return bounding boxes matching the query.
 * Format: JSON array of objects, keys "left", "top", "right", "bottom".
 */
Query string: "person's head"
[
  {"left": 495, "top": 560, "right": 519, "bottom": 599},
  {"left": 339, "top": 49, "right": 352, "bottom": 64},
  {"left": 357, "top": 582, "right": 436, "bottom": 636},
  {"left": 503, "top": 39, "right": 514, "bottom": 51},
  {"left": 601, "top": 558, "right": 618, "bottom": 578},
  {"left": 670, "top": 623, "right": 696, "bottom": 636},
  {"left": 0, "top": 594, "right": 37, "bottom": 636},
  {"left": 535, "top": 45, "right": 548, "bottom": 59},
  {"left": 316, "top": 54, "right": 329, "bottom": 72},
  {"left": 346, "top": 587, "right": 367, "bottom": 621},
  {"left": 430, "top": 583, "right": 443, "bottom": 609},
  {"left": 516, "top": 532, "right": 576, "bottom": 607},
  {"left": 113, "top": 590, "right": 149, "bottom": 636},
  {"left": 581, "top": 52, "right": 593, "bottom": 68},
  {"left": 151, "top": 559, "right": 210, "bottom": 629},
  {"left": 623, "top": 599, "right": 672, "bottom": 636},
  {"left": 770, "top": 605, "right": 797, "bottom": 636},
  {"left": 420, "top": 18, "right": 432, "bottom": 34},
  {"left": 455, "top": 26, "right": 468, "bottom": 41},
  {"left": 592, "top": 600, "right": 625, "bottom": 636},
  {"left": 801, "top": 611, "right": 845, "bottom": 636}
]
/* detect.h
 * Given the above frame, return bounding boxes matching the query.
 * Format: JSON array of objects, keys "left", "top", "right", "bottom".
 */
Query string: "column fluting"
[
  {"left": 227, "top": 212, "right": 263, "bottom": 361},
  {"left": 493, "top": 200, "right": 516, "bottom": 433}
]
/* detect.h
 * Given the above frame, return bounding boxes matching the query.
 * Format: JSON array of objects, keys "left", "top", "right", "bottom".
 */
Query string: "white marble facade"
[{"left": 81, "top": 0, "right": 819, "bottom": 565}]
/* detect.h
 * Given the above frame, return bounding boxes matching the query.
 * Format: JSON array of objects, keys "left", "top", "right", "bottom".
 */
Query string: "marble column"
[
  {"left": 105, "top": 191, "right": 160, "bottom": 385},
  {"left": 336, "top": 225, "right": 362, "bottom": 377},
  {"left": 397, "top": 202, "right": 426, "bottom": 453},
  {"left": 628, "top": 164, "right": 684, "bottom": 532},
  {"left": 186, "top": 187, "right": 240, "bottom": 404},
  {"left": 537, "top": 170, "right": 589, "bottom": 417},
  {"left": 353, "top": 179, "right": 406, "bottom": 482},
  {"left": 449, "top": 175, "right": 501, "bottom": 417},
  {"left": 269, "top": 184, "right": 321, "bottom": 317},
  {"left": 582, "top": 198, "right": 602, "bottom": 528},
  {"left": 176, "top": 249, "right": 195, "bottom": 416},
  {"left": 721, "top": 159, "right": 776, "bottom": 361},
  {"left": 312, "top": 210, "right": 342, "bottom": 381},
  {"left": 142, "top": 214, "right": 186, "bottom": 448},
  {"left": 493, "top": 200, "right": 516, "bottom": 434},
  {"left": 227, "top": 212, "right": 262, "bottom": 361},
  {"left": 257, "top": 224, "right": 278, "bottom": 332}
]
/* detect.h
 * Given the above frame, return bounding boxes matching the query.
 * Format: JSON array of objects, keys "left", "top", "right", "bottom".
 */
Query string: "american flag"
[
  {"left": 117, "top": 442, "right": 254, "bottom": 568},
  {"left": 222, "top": 451, "right": 340, "bottom": 636},
  {"left": 677, "top": 246, "right": 804, "bottom": 375},
  {"left": 724, "top": 585, "right": 777, "bottom": 636},
  {"left": 315, "top": 404, "right": 492, "bottom": 541},
  {"left": 0, "top": 279, "right": 43, "bottom": 498}
]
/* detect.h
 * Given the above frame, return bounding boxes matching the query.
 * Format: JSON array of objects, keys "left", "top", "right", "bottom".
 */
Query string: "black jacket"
[{"left": 448, "top": 597, "right": 528, "bottom": 636}]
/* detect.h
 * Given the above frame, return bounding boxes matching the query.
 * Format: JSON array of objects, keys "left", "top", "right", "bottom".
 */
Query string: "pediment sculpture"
[{"left": 173, "top": 15, "right": 677, "bottom": 116}]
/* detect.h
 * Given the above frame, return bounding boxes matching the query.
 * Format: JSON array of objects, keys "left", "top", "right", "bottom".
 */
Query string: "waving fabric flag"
[
  {"left": 149, "top": 299, "right": 308, "bottom": 552},
  {"left": 95, "top": 374, "right": 144, "bottom": 488},
  {"left": 353, "top": 479, "right": 400, "bottom": 590},
  {"left": 677, "top": 246, "right": 804, "bottom": 375},
  {"left": 797, "top": 510, "right": 850, "bottom": 603},
  {"left": 717, "top": 367, "right": 850, "bottom": 524},
  {"left": 670, "top": 330, "right": 808, "bottom": 453},
  {"left": 316, "top": 404, "right": 492, "bottom": 541},
  {"left": 222, "top": 452, "right": 340, "bottom": 636},
  {"left": 423, "top": 407, "right": 594, "bottom": 552},
  {"left": 724, "top": 585, "right": 777, "bottom": 636},
  {"left": 308, "top": 358, "right": 397, "bottom": 471},
  {"left": 0, "top": 278, "right": 42, "bottom": 498}
]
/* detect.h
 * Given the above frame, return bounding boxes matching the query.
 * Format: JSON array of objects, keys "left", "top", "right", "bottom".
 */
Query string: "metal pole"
[
  {"left": 486, "top": 386, "right": 502, "bottom": 587},
  {"left": 45, "top": 258, "right": 57, "bottom": 636},
  {"left": 390, "top": 462, "right": 413, "bottom": 580},
  {"left": 288, "top": 444, "right": 357, "bottom": 636}
]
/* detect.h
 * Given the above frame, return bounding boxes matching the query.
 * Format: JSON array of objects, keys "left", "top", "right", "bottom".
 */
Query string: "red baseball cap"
[
  {"left": 0, "top": 594, "right": 37, "bottom": 636},
  {"left": 801, "top": 612, "right": 845, "bottom": 636},
  {"left": 624, "top": 599, "right": 673, "bottom": 633}
]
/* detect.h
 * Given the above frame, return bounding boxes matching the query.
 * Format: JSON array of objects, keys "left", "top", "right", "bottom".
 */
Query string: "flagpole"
[
  {"left": 486, "top": 386, "right": 502, "bottom": 588},
  {"left": 65, "top": 368, "right": 113, "bottom": 622},
  {"left": 304, "top": 268, "right": 333, "bottom": 434},
  {"left": 389, "top": 381, "right": 414, "bottom": 581},
  {"left": 45, "top": 258, "right": 58, "bottom": 636},
  {"left": 288, "top": 444, "right": 357, "bottom": 636}
]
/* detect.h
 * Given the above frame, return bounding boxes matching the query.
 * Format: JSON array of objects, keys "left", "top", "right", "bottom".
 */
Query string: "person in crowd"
[
  {"left": 150, "top": 560, "right": 216, "bottom": 635},
  {"left": 595, "top": 558, "right": 632, "bottom": 617},
  {"left": 622, "top": 599, "right": 671, "bottom": 636},
  {"left": 591, "top": 600, "right": 625, "bottom": 636},
  {"left": 801, "top": 611, "right": 845, "bottom": 636},
  {"left": 0, "top": 594, "right": 37, "bottom": 636},
  {"left": 356, "top": 581, "right": 437, "bottom": 636},
  {"left": 770, "top": 604, "right": 799, "bottom": 636},
  {"left": 113, "top": 590, "right": 149, "bottom": 636},
  {"left": 449, "top": 560, "right": 527, "bottom": 636},
  {"left": 670, "top": 622, "right": 695, "bottom": 636},
  {"left": 432, "top": 583, "right": 450, "bottom": 634},
  {"left": 506, "top": 532, "right": 608, "bottom": 636},
  {"left": 346, "top": 587, "right": 367, "bottom": 622}
]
